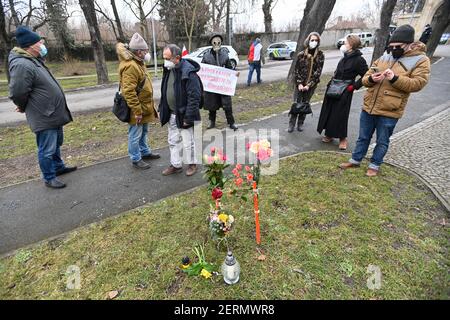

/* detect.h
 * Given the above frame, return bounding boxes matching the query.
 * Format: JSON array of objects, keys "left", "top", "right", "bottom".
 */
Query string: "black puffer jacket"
[
  {"left": 201, "top": 47, "right": 233, "bottom": 111},
  {"left": 159, "top": 59, "right": 202, "bottom": 129}
]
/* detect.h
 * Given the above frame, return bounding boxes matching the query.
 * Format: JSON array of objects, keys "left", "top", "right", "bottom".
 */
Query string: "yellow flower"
[
  {"left": 201, "top": 269, "right": 212, "bottom": 279},
  {"left": 218, "top": 213, "right": 228, "bottom": 223},
  {"left": 249, "top": 142, "right": 259, "bottom": 154},
  {"left": 259, "top": 139, "right": 271, "bottom": 150}
]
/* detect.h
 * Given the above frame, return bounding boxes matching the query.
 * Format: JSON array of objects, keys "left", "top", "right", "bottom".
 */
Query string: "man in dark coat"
[
  {"left": 201, "top": 34, "right": 238, "bottom": 131},
  {"left": 419, "top": 24, "right": 432, "bottom": 45},
  {"left": 8, "top": 26, "right": 76, "bottom": 189},
  {"left": 159, "top": 44, "right": 202, "bottom": 177}
]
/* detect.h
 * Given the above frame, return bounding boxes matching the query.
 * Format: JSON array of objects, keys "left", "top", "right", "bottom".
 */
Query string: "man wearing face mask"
[
  {"left": 159, "top": 44, "right": 202, "bottom": 177},
  {"left": 117, "top": 33, "right": 159, "bottom": 170},
  {"left": 8, "top": 26, "right": 75, "bottom": 189},
  {"left": 201, "top": 34, "right": 238, "bottom": 131},
  {"left": 340, "top": 25, "right": 431, "bottom": 177}
]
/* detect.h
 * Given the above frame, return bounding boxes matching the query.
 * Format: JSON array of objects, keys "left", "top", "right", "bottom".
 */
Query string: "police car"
[{"left": 267, "top": 41, "right": 297, "bottom": 60}]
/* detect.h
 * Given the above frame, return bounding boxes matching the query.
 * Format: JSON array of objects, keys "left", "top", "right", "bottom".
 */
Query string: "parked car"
[
  {"left": 266, "top": 41, "right": 297, "bottom": 60},
  {"left": 440, "top": 33, "right": 450, "bottom": 44},
  {"left": 336, "top": 32, "right": 374, "bottom": 48},
  {"left": 183, "top": 45, "right": 239, "bottom": 70}
]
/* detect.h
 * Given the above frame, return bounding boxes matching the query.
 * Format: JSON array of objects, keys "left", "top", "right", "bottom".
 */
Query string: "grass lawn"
[
  {"left": 0, "top": 77, "right": 332, "bottom": 187},
  {"left": 0, "top": 152, "right": 448, "bottom": 299}
]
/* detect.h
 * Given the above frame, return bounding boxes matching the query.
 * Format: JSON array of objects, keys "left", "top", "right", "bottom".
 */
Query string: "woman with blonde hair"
[
  {"left": 289, "top": 32, "right": 325, "bottom": 132},
  {"left": 317, "top": 34, "right": 368, "bottom": 150}
]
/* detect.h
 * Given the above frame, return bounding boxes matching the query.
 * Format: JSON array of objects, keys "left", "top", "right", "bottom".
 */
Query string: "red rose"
[{"left": 212, "top": 188, "right": 223, "bottom": 200}]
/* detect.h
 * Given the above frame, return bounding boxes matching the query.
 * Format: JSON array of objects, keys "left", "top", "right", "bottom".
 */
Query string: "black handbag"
[
  {"left": 289, "top": 91, "right": 312, "bottom": 115},
  {"left": 289, "top": 101, "right": 312, "bottom": 115},
  {"left": 325, "top": 79, "right": 353, "bottom": 99},
  {"left": 112, "top": 78, "right": 146, "bottom": 123}
]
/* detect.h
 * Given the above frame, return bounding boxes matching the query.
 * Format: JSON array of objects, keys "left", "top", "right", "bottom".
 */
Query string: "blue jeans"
[
  {"left": 247, "top": 61, "right": 261, "bottom": 85},
  {"left": 350, "top": 110, "right": 398, "bottom": 170},
  {"left": 128, "top": 123, "right": 152, "bottom": 162},
  {"left": 36, "top": 127, "right": 65, "bottom": 182}
]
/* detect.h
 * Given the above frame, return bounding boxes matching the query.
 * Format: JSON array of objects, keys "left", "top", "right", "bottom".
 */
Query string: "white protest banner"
[{"left": 197, "top": 63, "right": 238, "bottom": 96}]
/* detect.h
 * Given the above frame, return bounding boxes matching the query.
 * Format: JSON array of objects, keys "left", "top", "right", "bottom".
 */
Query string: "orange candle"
[{"left": 253, "top": 181, "right": 261, "bottom": 245}]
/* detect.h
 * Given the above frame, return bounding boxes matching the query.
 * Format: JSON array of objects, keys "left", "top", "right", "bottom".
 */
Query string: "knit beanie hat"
[
  {"left": 129, "top": 33, "right": 149, "bottom": 50},
  {"left": 15, "top": 26, "right": 41, "bottom": 48},
  {"left": 389, "top": 25, "right": 415, "bottom": 44}
]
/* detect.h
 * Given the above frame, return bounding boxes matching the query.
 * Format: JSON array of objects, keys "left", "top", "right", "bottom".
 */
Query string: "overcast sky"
[{"left": 76, "top": 0, "right": 370, "bottom": 31}]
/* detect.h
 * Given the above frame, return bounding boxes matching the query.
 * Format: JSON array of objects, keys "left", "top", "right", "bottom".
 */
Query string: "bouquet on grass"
[
  {"left": 208, "top": 187, "right": 235, "bottom": 241},
  {"left": 203, "top": 147, "right": 229, "bottom": 190}
]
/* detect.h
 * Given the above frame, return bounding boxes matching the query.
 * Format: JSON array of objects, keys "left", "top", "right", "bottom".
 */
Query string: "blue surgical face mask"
[{"left": 39, "top": 44, "right": 48, "bottom": 58}]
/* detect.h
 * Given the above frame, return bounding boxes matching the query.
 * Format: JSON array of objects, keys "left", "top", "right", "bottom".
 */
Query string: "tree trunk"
[
  {"left": 111, "top": 0, "right": 126, "bottom": 42},
  {"left": 45, "top": 0, "right": 75, "bottom": 61},
  {"left": 8, "top": 0, "right": 20, "bottom": 26},
  {"left": 1, "top": 0, "right": 13, "bottom": 80},
  {"left": 288, "top": 0, "right": 336, "bottom": 82},
  {"left": 372, "top": 0, "right": 397, "bottom": 64},
  {"left": 79, "top": 0, "right": 109, "bottom": 85},
  {"left": 225, "top": 0, "right": 230, "bottom": 44},
  {"left": 426, "top": 0, "right": 450, "bottom": 58},
  {"left": 262, "top": 0, "right": 273, "bottom": 34}
]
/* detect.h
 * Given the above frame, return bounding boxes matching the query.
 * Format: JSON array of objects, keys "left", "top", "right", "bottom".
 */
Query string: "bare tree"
[
  {"left": 181, "top": 0, "right": 199, "bottom": 52},
  {"left": 0, "top": 0, "right": 13, "bottom": 78},
  {"left": 426, "top": 0, "right": 450, "bottom": 58},
  {"left": 45, "top": 0, "right": 74, "bottom": 60},
  {"left": 372, "top": 0, "right": 397, "bottom": 64},
  {"left": 209, "top": 0, "right": 227, "bottom": 32},
  {"left": 262, "top": 0, "right": 278, "bottom": 33},
  {"left": 123, "top": 0, "right": 159, "bottom": 45},
  {"left": 110, "top": 0, "right": 126, "bottom": 42},
  {"left": 79, "top": 0, "right": 109, "bottom": 84},
  {"left": 288, "top": 0, "right": 336, "bottom": 81}
]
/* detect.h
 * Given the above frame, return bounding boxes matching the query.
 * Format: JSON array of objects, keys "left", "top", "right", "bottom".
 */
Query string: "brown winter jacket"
[
  {"left": 294, "top": 48, "right": 325, "bottom": 89},
  {"left": 362, "top": 42, "right": 431, "bottom": 119},
  {"left": 117, "top": 43, "right": 158, "bottom": 125}
]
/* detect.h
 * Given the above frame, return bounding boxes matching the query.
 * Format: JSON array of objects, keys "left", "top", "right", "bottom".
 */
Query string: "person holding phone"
[
  {"left": 339, "top": 25, "right": 431, "bottom": 177},
  {"left": 317, "top": 34, "right": 368, "bottom": 150}
]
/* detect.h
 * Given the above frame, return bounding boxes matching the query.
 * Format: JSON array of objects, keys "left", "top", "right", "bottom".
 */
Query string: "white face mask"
[
  {"left": 144, "top": 53, "right": 151, "bottom": 64},
  {"left": 309, "top": 40, "right": 318, "bottom": 49},
  {"left": 164, "top": 59, "right": 176, "bottom": 70},
  {"left": 212, "top": 37, "right": 222, "bottom": 52},
  {"left": 340, "top": 44, "right": 349, "bottom": 55}
]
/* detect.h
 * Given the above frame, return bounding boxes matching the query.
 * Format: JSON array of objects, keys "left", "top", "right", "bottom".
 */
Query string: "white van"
[{"left": 336, "top": 32, "right": 375, "bottom": 48}]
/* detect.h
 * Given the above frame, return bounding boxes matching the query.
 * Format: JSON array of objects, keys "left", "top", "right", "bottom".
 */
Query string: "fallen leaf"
[
  {"left": 257, "top": 254, "right": 266, "bottom": 261},
  {"left": 107, "top": 290, "right": 119, "bottom": 300}
]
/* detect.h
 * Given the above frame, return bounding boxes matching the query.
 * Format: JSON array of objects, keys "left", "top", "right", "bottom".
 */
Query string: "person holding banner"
[{"left": 201, "top": 34, "right": 239, "bottom": 131}]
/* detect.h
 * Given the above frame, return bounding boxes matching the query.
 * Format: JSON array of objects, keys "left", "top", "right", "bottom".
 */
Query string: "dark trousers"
[
  {"left": 35, "top": 127, "right": 65, "bottom": 182},
  {"left": 289, "top": 86, "right": 316, "bottom": 127},
  {"left": 209, "top": 109, "right": 235, "bottom": 125}
]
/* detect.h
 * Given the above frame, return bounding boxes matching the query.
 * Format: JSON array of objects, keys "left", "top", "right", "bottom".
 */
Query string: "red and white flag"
[{"left": 182, "top": 45, "right": 188, "bottom": 57}]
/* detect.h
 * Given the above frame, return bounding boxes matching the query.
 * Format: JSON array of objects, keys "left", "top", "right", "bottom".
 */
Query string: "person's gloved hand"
[{"left": 346, "top": 85, "right": 354, "bottom": 92}]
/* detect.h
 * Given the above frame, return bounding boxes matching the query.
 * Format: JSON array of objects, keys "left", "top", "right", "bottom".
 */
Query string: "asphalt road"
[
  {"left": 0, "top": 48, "right": 374, "bottom": 125},
  {"left": 0, "top": 53, "right": 449, "bottom": 255}
]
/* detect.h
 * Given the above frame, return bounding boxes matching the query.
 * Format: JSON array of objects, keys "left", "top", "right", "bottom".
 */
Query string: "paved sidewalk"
[
  {"left": 1, "top": 56, "right": 449, "bottom": 255},
  {"left": 381, "top": 107, "right": 450, "bottom": 210}
]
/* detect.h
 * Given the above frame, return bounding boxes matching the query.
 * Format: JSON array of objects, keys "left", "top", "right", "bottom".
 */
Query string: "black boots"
[
  {"left": 288, "top": 114, "right": 305, "bottom": 133},
  {"left": 207, "top": 110, "right": 238, "bottom": 131},
  {"left": 288, "top": 114, "right": 296, "bottom": 133}
]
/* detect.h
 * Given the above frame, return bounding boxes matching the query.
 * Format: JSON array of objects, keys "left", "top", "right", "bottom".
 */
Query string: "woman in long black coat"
[
  {"left": 202, "top": 34, "right": 238, "bottom": 131},
  {"left": 317, "top": 35, "right": 368, "bottom": 150}
]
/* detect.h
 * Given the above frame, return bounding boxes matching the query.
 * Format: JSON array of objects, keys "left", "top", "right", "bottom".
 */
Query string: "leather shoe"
[
  {"left": 162, "top": 165, "right": 183, "bottom": 176},
  {"left": 229, "top": 124, "right": 238, "bottom": 131},
  {"left": 339, "top": 162, "right": 360, "bottom": 170},
  {"left": 132, "top": 160, "right": 151, "bottom": 170},
  {"left": 56, "top": 166, "right": 77, "bottom": 176},
  {"left": 45, "top": 178, "right": 66, "bottom": 189},
  {"left": 366, "top": 168, "right": 379, "bottom": 177},
  {"left": 142, "top": 153, "right": 161, "bottom": 160},
  {"left": 186, "top": 164, "right": 198, "bottom": 176}
]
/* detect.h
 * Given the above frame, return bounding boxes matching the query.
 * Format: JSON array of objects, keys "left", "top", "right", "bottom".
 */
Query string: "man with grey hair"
[{"left": 159, "top": 44, "right": 203, "bottom": 177}]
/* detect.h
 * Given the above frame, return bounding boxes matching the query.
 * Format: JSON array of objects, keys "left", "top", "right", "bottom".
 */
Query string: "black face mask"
[{"left": 387, "top": 45, "right": 405, "bottom": 59}]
